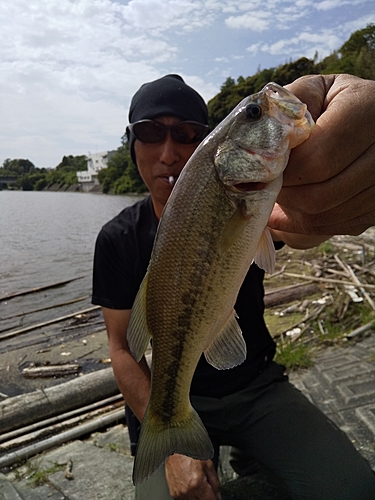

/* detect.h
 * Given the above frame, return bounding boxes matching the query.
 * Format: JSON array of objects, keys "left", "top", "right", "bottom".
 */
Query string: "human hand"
[
  {"left": 165, "top": 454, "right": 221, "bottom": 499},
  {"left": 268, "top": 74, "right": 375, "bottom": 236}
]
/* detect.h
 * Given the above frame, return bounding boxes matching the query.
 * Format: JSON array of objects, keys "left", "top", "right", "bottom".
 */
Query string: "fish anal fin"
[
  {"left": 253, "top": 227, "right": 276, "bottom": 275},
  {"left": 133, "top": 405, "right": 213, "bottom": 485},
  {"left": 127, "top": 273, "right": 152, "bottom": 362},
  {"left": 219, "top": 207, "right": 250, "bottom": 255},
  {"left": 204, "top": 310, "right": 247, "bottom": 370}
]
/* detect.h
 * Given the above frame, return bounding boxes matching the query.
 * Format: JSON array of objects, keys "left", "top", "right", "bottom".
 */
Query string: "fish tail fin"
[{"left": 132, "top": 405, "right": 214, "bottom": 485}]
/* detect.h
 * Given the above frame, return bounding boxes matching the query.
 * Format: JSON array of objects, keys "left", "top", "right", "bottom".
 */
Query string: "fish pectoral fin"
[
  {"left": 253, "top": 227, "right": 276, "bottom": 275},
  {"left": 133, "top": 405, "right": 214, "bottom": 485},
  {"left": 127, "top": 273, "right": 152, "bottom": 362},
  {"left": 204, "top": 310, "right": 247, "bottom": 370},
  {"left": 219, "top": 207, "right": 250, "bottom": 255}
]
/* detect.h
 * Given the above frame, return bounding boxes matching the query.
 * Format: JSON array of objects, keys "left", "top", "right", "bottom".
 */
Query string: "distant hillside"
[{"left": 207, "top": 23, "right": 375, "bottom": 128}]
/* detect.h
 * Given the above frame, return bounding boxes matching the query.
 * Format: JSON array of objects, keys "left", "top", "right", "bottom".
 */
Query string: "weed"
[
  {"left": 318, "top": 240, "right": 334, "bottom": 255},
  {"left": 275, "top": 339, "right": 314, "bottom": 372},
  {"left": 25, "top": 459, "right": 65, "bottom": 487},
  {"left": 107, "top": 442, "right": 119, "bottom": 452}
]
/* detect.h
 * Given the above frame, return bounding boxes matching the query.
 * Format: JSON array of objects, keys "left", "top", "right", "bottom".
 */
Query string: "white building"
[{"left": 77, "top": 151, "right": 115, "bottom": 188}]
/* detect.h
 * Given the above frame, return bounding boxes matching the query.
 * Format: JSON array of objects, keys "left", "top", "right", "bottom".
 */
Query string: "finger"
[
  {"left": 277, "top": 142, "right": 375, "bottom": 214},
  {"left": 204, "top": 461, "right": 221, "bottom": 498},
  {"left": 284, "top": 74, "right": 375, "bottom": 186},
  {"left": 269, "top": 202, "right": 375, "bottom": 236},
  {"left": 279, "top": 184, "right": 375, "bottom": 228}
]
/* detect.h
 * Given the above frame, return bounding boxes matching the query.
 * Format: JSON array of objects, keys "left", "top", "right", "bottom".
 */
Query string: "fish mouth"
[{"left": 232, "top": 181, "right": 267, "bottom": 192}]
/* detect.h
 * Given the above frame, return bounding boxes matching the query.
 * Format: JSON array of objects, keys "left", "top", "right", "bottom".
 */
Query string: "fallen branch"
[
  {"left": 0, "top": 277, "right": 85, "bottom": 302},
  {"left": 0, "top": 296, "right": 89, "bottom": 322},
  {"left": 0, "top": 367, "right": 119, "bottom": 434},
  {"left": 0, "top": 306, "right": 100, "bottom": 341},
  {"left": 334, "top": 255, "right": 375, "bottom": 311},
  {"left": 346, "top": 321, "right": 375, "bottom": 340},
  {"left": 264, "top": 283, "right": 319, "bottom": 308},
  {"left": 22, "top": 364, "right": 81, "bottom": 378},
  {"left": 283, "top": 272, "right": 375, "bottom": 289},
  {"left": 274, "top": 301, "right": 331, "bottom": 340}
]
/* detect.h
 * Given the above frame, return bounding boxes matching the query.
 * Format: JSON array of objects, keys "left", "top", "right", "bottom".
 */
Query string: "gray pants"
[{"left": 135, "top": 362, "right": 375, "bottom": 499}]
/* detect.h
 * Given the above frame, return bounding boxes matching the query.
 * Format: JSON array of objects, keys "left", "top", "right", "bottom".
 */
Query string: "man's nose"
[{"left": 159, "top": 133, "right": 180, "bottom": 165}]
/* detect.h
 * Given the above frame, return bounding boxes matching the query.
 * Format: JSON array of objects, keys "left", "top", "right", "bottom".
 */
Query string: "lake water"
[{"left": 0, "top": 190, "right": 144, "bottom": 335}]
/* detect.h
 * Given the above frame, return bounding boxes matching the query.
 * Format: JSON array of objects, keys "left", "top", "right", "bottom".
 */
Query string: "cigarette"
[{"left": 168, "top": 176, "right": 175, "bottom": 185}]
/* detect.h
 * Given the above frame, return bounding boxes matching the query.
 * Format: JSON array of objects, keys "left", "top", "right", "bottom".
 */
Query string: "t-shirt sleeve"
[{"left": 92, "top": 225, "right": 139, "bottom": 310}]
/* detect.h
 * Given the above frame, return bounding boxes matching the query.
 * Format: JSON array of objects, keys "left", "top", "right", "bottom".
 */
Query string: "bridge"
[{"left": 0, "top": 176, "right": 17, "bottom": 189}]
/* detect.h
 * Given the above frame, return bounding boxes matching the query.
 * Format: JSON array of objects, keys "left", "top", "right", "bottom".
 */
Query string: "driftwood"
[
  {"left": 346, "top": 321, "right": 375, "bottom": 339},
  {"left": 0, "top": 367, "right": 120, "bottom": 434},
  {"left": 1, "top": 400, "right": 124, "bottom": 451},
  {"left": 334, "top": 254, "right": 375, "bottom": 311},
  {"left": 0, "top": 394, "right": 123, "bottom": 444},
  {"left": 0, "top": 408, "right": 125, "bottom": 469},
  {"left": 283, "top": 272, "right": 375, "bottom": 289},
  {"left": 264, "top": 283, "right": 319, "bottom": 308},
  {"left": 1, "top": 296, "right": 88, "bottom": 321},
  {"left": 0, "top": 306, "right": 100, "bottom": 341},
  {"left": 22, "top": 364, "right": 81, "bottom": 378},
  {"left": 0, "top": 276, "right": 85, "bottom": 302}
]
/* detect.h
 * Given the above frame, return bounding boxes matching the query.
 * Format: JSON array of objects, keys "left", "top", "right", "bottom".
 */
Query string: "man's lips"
[{"left": 159, "top": 174, "right": 179, "bottom": 185}]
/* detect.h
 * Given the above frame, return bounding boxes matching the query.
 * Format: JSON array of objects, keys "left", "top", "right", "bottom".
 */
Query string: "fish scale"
[{"left": 126, "top": 82, "right": 314, "bottom": 484}]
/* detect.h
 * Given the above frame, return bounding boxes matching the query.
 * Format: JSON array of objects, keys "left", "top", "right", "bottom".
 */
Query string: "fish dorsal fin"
[
  {"left": 253, "top": 227, "right": 276, "bottom": 275},
  {"left": 219, "top": 207, "right": 250, "bottom": 255},
  {"left": 127, "top": 273, "right": 152, "bottom": 362},
  {"left": 204, "top": 310, "right": 247, "bottom": 370}
]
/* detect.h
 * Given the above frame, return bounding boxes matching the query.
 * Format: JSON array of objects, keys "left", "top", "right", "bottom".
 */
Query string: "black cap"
[{"left": 127, "top": 74, "right": 208, "bottom": 165}]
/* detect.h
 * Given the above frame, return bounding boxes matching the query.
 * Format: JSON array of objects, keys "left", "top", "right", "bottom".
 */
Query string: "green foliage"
[
  {"left": 275, "top": 339, "right": 314, "bottom": 371},
  {"left": 0, "top": 155, "right": 87, "bottom": 191},
  {"left": 0, "top": 158, "right": 35, "bottom": 177},
  {"left": 56, "top": 155, "right": 87, "bottom": 172},
  {"left": 208, "top": 23, "right": 375, "bottom": 128},
  {"left": 318, "top": 24, "right": 375, "bottom": 79},
  {"left": 98, "top": 142, "right": 146, "bottom": 194},
  {"left": 207, "top": 57, "right": 317, "bottom": 128}
]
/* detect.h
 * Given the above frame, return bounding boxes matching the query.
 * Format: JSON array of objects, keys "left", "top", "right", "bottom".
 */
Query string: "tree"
[
  {"left": 320, "top": 24, "right": 375, "bottom": 78},
  {"left": 0, "top": 158, "right": 35, "bottom": 176},
  {"left": 97, "top": 141, "right": 146, "bottom": 194}
]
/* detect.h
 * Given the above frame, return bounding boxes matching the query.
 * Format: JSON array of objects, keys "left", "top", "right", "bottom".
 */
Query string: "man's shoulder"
[{"left": 102, "top": 196, "right": 154, "bottom": 235}]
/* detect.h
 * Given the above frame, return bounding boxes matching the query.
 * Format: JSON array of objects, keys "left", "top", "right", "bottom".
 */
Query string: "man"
[{"left": 93, "top": 74, "right": 375, "bottom": 499}]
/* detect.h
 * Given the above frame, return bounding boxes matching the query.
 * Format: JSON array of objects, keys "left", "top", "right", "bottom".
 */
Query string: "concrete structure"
[
  {"left": 77, "top": 151, "right": 115, "bottom": 192},
  {"left": 0, "top": 176, "right": 17, "bottom": 189}
]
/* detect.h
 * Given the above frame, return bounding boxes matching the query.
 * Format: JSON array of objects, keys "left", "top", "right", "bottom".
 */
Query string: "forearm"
[
  {"left": 110, "top": 347, "right": 151, "bottom": 422},
  {"left": 102, "top": 306, "right": 151, "bottom": 422}
]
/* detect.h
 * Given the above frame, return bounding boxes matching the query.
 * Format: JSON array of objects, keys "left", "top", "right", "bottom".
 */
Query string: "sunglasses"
[{"left": 127, "top": 120, "right": 209, "bottom": 145}]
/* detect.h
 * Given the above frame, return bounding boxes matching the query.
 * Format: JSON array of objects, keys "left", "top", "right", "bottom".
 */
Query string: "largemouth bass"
[{"left": 127, "top": 82, "right": 314, "bottom": 484}]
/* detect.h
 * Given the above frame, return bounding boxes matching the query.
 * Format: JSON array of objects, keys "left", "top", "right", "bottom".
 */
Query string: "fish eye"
[{"left": 245, "top": 103, "right": 262, "bottom": 120}]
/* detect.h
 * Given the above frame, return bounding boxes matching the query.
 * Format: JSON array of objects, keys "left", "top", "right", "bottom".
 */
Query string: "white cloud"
[
  {"left": 225, "top": 12, "right": 269, "bottom": 31},
  {"left": 120, "top": 0, "right": 214, "bottom": 34},
  {"left": 259, "top": 30, "right": 342, "bottom": 59},
  {"left": 1, "top": 0, "right": 373, "bottom": 167},
  {"left": 315, "top": 0, "right": 371, "bottom": 10}
]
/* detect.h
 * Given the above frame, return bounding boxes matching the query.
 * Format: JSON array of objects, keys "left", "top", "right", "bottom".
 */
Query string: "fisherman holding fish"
[{"left": 93, "top": 74, "right": 375, "bottom": 499}]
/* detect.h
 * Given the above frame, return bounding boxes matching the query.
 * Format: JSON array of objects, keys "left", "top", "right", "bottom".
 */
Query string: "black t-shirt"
[{"left": 92, "top": 196, "right": 277, "bottom": 398}]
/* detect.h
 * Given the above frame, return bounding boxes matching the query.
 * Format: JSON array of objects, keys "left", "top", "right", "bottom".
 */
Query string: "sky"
[{"left": 1, "top": 0, "right": 374, "bottom": 169}]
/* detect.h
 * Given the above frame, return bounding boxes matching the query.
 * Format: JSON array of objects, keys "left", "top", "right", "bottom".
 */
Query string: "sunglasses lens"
[
  {"left": 130, "top": 121, "right": 208, "bottom": 144},
  {"left": 171, "top": 123, "right": 207, "bottom": 144},
  {"left": 132, "top": 121, "right": 166, "bottom": 143}
]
